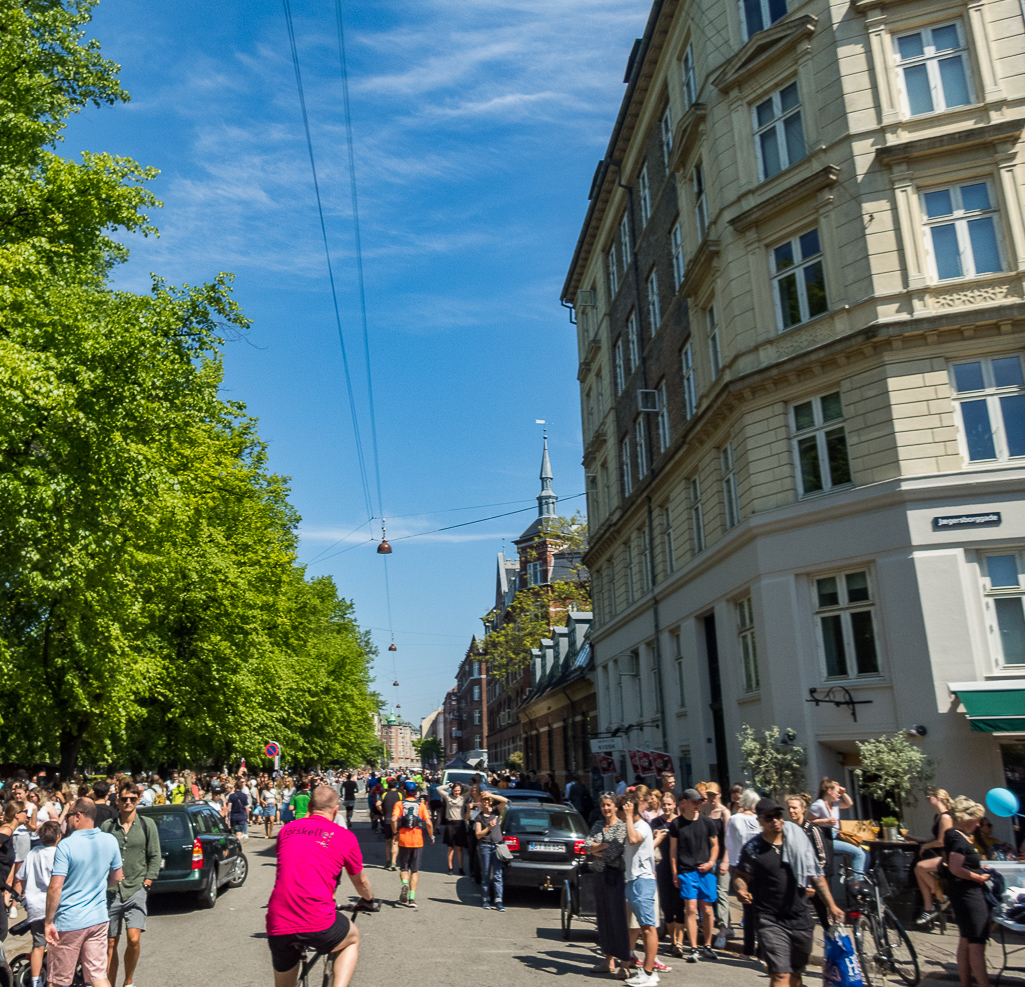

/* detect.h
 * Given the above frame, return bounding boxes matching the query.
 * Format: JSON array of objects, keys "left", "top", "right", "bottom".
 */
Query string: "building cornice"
[
  {"left": 712, "top": 15, "right": 818, "bottom": 92},
  {"left": 875, "top": 120, "right": 1024, "bottom": 165},
  {"left": 729, "top": 165, "right": 840, "bottom": 232}
]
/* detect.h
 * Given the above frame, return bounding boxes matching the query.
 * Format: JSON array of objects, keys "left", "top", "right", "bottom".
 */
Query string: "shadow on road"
[{"left": 513, "top": 950, "right": 594, "bottom": 977}]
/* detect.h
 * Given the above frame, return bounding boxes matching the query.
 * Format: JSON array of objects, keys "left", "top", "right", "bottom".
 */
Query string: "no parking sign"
[{"left": 265, "top": 741, "right": 280, "bottom": 758}]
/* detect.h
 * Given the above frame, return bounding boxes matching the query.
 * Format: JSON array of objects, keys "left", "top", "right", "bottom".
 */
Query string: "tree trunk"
[{"left": 59, "top": 725, "right": 85, "bottom": 779}]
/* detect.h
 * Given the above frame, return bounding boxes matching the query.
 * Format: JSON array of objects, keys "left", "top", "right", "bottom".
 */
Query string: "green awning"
[{"left": 956, "top": 687, "right": 1025, "bottom": 733}]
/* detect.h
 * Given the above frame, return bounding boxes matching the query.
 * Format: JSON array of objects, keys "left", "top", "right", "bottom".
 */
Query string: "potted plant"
[
  {"left": 855, "top": 732, "right": 934, "bottom": 826},
  {"left": 738, "top": 725, "right": 806, "bottom": 801},
  {"left": 880, "top": 816, "right": 901, "bottom": 841}
]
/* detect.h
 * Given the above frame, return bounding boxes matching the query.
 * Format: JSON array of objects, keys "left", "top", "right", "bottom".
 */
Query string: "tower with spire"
[{"left": 537, "top": 432, "right": 558, "bottom": 519}]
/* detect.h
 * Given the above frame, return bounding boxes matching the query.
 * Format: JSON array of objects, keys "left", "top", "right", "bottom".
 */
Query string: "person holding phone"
[{"left": 584, "top": 793, "right": 631, "bottom": 977}]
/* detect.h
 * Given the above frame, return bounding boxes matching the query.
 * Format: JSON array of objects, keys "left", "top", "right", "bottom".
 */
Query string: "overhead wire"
[
  {"left": 305, "top": 517, "right": 374, "bottom": 566},
  {"left": 390, "top": 492, "right": 585, "bottom": 541}
]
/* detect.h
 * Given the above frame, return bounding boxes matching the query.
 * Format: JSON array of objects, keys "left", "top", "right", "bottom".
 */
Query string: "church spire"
[{"left": 537, "top": 432, "right": 558, "bottom": 518}]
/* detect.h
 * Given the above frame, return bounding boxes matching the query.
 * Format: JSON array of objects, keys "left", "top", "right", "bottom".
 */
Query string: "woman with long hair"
[
  {"left": 809, "top": 777, "right": 868, "bottom": 878},
  {"left": 0, "top": 801, "right": 29, "bottom": 942},
  {"left": 439, "top": 781, "right": 468, "bottom": 875},
  {"left": 943, "top": 797, "right": 993, "bottom": 987},
  {"left": 584, "top": 792, "right": 632, "bottom": 977},
  {"left": 914, "top": 787, "right": 954, "bottom": 926}
]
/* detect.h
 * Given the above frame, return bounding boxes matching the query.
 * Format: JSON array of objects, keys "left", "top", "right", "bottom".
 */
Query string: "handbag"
[
  {"left": 822, "top": 926, "right": 866, "bottom": 987},
  {"left": 495, "top": 841, "right": 513, "bottom": 863}
]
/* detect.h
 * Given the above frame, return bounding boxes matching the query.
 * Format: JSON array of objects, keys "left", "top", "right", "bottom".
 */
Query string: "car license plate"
[{"left": 528, "top": 842, "right": 564, "bottom": 852}]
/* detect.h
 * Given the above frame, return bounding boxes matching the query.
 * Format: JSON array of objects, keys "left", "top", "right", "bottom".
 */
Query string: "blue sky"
[{"left": 64, "top": 0, "right": 649, "bottom": 731}]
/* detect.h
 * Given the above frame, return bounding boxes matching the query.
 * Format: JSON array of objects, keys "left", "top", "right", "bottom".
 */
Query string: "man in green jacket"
[{"left": 101, "top": 780, "right": 160, "bottom": 987}]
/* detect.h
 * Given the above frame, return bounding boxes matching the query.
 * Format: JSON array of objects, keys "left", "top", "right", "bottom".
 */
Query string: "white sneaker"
[
  {"left": 714, "top": 930, "right": 727, "bottom": 949},
  {"left": 8, "top": 904, "right": 17, "bottom": 919},
  {"left": 624, "top": 971, "right": 659, "bottom": 987}
]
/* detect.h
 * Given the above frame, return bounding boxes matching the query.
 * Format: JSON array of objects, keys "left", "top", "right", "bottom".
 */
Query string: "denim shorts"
[{"left": 626, "top": 877, "right": 658, "bottom": 927}]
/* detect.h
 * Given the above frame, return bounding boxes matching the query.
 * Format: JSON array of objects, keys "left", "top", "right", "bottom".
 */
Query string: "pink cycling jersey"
[{"left": 266, "top": 817, "right": 363, "bottom": 935}]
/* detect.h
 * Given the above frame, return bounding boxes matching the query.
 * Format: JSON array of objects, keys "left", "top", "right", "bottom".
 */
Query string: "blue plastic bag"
[{"left": 823, "top": 927, "right": 866, "bottom": 987}]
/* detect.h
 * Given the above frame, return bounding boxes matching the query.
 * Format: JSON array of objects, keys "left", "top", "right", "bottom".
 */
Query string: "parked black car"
[
  {"left": 499, "top": 801, "right": 589, "bottom": 891},
  {"left": 139, "top": 802, "right": 247, "bottom": 908}
]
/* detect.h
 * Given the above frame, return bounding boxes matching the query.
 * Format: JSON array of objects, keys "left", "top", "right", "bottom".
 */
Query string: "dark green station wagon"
[{"left": 139, "top": 802, "right": 248, "bottom": 908}]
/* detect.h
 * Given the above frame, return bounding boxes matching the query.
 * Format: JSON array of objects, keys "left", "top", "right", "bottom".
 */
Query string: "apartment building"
[
  {"left": 455, "top": 639, "right": 488, "bottom": 763},
  {"left": 380, "top": 712, "right": 417, "bottom": 771},
  {"left": 563, "top": 0, "right": 1025, "bottom": 831}
]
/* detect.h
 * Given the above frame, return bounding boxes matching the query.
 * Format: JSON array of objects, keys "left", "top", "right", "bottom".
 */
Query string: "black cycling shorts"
[{"left": 267, "top": 909, "right": 351, "bottom": 972}]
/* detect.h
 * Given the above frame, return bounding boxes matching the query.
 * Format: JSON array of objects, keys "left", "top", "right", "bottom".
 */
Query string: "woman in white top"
[
  {"left": 808, "top": 777, "right": 868, "bottom": 878},
  {"left": 260, "top": 785, "right": 279, "bottom": 838}
]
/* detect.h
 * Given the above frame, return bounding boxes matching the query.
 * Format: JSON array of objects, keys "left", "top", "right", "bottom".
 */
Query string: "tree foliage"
[
  {"left": 413, "top": 737, "right": 444, "bottom": 767},
  {"left": 0, "top": 0, "right": 380, "bottom": 773},
  {"left": 738, "top": 725, "right": 807, "bottom": 800},
  {"left": 855, "top": 733, "right": 934, "bottom": 819}
]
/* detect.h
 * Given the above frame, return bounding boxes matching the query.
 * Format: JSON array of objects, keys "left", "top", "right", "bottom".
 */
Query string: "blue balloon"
[{"left": 986, "top": 787, "right": 1020, "bottom": 818}]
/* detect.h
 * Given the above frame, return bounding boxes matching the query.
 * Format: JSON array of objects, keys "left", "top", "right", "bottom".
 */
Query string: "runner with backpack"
[{"left": 392, "top": 783, "right": 433, "bottom": 908}]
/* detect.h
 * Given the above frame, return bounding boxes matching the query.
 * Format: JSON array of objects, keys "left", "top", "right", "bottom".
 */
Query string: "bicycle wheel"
[
  {"left": 880, "top": 908, "right": 920, "bottom": 986},
  {"left": 852, "top": 915, "right": 878, "bottom": 987}
]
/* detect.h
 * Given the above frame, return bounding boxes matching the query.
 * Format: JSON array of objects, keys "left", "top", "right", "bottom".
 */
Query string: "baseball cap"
[
  {"left": 682, "top": 788, "right": 705, "bottom": 802},
  {"left": 404, "top": 781, "right": 417, "bottom": 793},
  {"left": 756, "top": 797, "right": 783, "bottom": 818}
]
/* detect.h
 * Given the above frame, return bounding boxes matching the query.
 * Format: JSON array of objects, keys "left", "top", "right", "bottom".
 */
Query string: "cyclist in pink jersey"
[{"left": 266, "top": 786, "right": 375, "bottom": 987}]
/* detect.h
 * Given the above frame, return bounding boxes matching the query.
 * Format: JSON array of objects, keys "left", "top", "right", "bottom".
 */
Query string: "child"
[{"left": 15, "top": 819, "right": 61, "bottom": 987}]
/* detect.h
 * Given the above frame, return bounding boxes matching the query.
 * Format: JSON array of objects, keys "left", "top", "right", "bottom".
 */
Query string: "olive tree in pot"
[
  {"left": 738, "top": 725, "right": 806, "bottom": 801},
  {"left": 855, "top": 732, "right": 934, "bottom": 829}
]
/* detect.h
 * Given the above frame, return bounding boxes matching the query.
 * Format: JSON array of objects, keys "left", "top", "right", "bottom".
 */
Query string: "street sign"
[
  {"left": 590, "top": 737, "right": 624, "bottom": 754},
  {"left": 265, "top": 742, "right": 280, "bottom": 758}
]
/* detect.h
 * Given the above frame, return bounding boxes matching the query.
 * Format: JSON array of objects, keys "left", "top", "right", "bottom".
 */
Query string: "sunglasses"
[
  {"left": 119, "top": 796, "right": 139, "bottom": 803},
  {"left": 763, "top": 810, "right": 784, "bottom": 820}
]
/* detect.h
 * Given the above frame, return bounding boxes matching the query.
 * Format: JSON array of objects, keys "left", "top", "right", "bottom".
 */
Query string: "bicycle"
[
  {"left": 845, "top": 866, "right": 920, "bottom": 987},
  {"left": 296, "top": 899, "right": 378, "bottom": 987},
  {"left": 7, "top": 915, "right": 86, "bottom": 987}
]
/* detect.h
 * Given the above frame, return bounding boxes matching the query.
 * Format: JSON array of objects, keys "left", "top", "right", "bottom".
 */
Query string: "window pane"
[
  {"left": 938, "top": 56, "right": 970, "bottom": 107},
  {"left": 817, "top": 576, "right": 840, "bottom": 608},
  {"left": 995, "top": 598, "right": 1025, "bottom": 665},
  {"left": 850, "top": 611, "right": 879, "bottom": 674},
  {"left": 780, "top": 83, "right": 800, "bottom": 113},
  {"left": 987, "top": 555, "right": 1020, "bottom": 589},
  {"left": 778, "top": 272, "right": 802, "bottom": 329},
  {"left": 760, "top": 130, "right": 782, "bottom": 178},
  {"left": 897, "top": 32, "right": 925, "bottom": 60},
  {"left": 846, "top": 571, "right": 870, "bottom": 603},
  {"left": 961, "top": 184, "right": 990, "bottom": 211},
  {"left": 924, "top": 189, "right": 953, "bottom": 218},
  {"left": 821, "top": 614, "right": 847, "bottom": 676},
  {"left": 825, "top": 427, "right": 852, "bottom": 486},
  {"left": 799, "top": 229, "right": 821, "bottom": 259},
  {"left": 930, "top": 25, "right": 959, "bottom": 51},
  {"left": 999, "top": 394, "right": 1025, "bottom": 457},
  {"left": 783, "top": 111, "right": 806, "bottom": 165},
  {"left": 794, "top": 400, "right": 816, "bottom": 431},
  {"left": 804, "top": 260, "right": 828, "bottom": 317},
  {"left": 798, "top": 435, "right": 823, "bottom": 493},
  {"left": 820, "top": 392, "right": 843, "bottom": 422},
  {"left": 993, "top": 357, "right": 1024, "bottom": 388},
  {"left": 903, "top": 64, "right": 934, "bottom": 115},
  {"left": 768, "top": 0, "right": 787, "bottom": 24},
  {"left": 967, "top": 216, "right": 1001, "bottom": 274},
  {"left": 930, "top": 224, "right": 963, "bottom": 279},
  {"left": 960, "top": 398, "right": 997, "bottom": 460},
  {"left": 744, "top": 0, "right": 765, "bottom": 35},
  {"left": 953, "top": 361, "right": 985, "bottom": 392},
  {"left": 756, "top": 96, "right": 775, "bottom": 129},
  {"left": 774, "top": 241, "right": 795, "bottom": 271}
]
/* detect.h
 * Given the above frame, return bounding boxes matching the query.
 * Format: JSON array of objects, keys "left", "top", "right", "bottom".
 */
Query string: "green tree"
[
  {"left": 738, "top": 725, "right": 807, "bottom": 800},
  {"left": 413, "top": 737, "right": 444, "bottom": 767},
  {"left": 855, "top": 733, "right": 934, "bottom": 820}
]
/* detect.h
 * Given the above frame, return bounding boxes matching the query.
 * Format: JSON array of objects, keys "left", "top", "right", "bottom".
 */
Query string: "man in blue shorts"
[{"left": 669, "top": 788, "right": 719, "bottom": 963}]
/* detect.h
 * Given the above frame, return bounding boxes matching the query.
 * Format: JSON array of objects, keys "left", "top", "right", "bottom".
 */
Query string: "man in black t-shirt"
[
  {"left": 341, "top": 774, "right": 359, "bottom": 827},
  {"left": 669, "top": 788, "right": 720, "bottom": 962},
  {"left": 380, "top": 780, "right": 402, "bottom": 871},
  {"left": 734, "top": 798, "right": 843, "bottom": 987}
]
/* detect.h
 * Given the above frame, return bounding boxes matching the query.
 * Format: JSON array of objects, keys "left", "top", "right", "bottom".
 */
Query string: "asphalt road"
[{"left": 24, "top": 806, "right": 777, "bottom": 987}]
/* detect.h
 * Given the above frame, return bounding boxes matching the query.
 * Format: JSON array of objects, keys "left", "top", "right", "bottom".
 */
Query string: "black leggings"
[{"left": 594, "top": 867, "right": 632, "bottom": 962}]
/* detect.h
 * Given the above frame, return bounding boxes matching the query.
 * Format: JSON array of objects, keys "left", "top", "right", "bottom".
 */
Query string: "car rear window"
[
  {"left": 506, "top": 809, "right": 586, "bottom": 836},
  {"left": 146, "top": 811, "right": 190, "bottom": 842}
]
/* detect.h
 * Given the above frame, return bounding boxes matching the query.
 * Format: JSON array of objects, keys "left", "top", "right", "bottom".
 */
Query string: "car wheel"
[
  {"left": 197, "top": 865, "right": 219, "bottom": 909},
  {"left": 228, "top": 853, "right": 249, "bottom": 888},
  {"left": 560, "top": 880, "right": 572, "bottom": 940}
]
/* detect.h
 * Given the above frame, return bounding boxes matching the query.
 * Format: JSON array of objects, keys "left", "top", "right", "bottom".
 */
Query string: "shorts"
[
  {"left": 29, "top": 918, "right": 46, "bottom": 948},
  {"left": 343, "top": 801, "right": 356, "bottom": 810},
  {"left": 382, "top": 822, "right": 395, "bottom": 840},
  {"left": 397, "top": 846, "right": 423, "bottom": 873},
  {"left": 679, "top": 868, "right": 717, "bottom": 903},
  {"left": 757, "top": 917, "right": 814, "bottom": 976},
  {"left": 48, "top": 923, "right": 108, "bottom": 986},
  {"left": 108, "top": 888, "right": 148, "bottom": 937},
  {"left": 626, "top": 877, "right": 659, "bottom": 927},
  {"left": 268, "top": 909, "right": 352, "bottom": 973},
  {"left": 231, "top": 818, "right": 247, "bottom": 833},
  {"left": 262, "top": 805, "right": 277, "bottom": 818}
]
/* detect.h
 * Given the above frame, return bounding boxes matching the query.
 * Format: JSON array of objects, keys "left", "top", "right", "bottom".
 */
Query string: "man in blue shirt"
[{"left": 45, "top": 799, "right": 123, "bottom": 987}]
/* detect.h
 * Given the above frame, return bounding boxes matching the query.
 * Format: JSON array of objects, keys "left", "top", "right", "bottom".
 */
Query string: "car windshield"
[
  {"left": 145, "top": 811, "right": 190, "bottom": 842},
  {"left": 506, "top": 809, "right": 584, "bottom": 836}
]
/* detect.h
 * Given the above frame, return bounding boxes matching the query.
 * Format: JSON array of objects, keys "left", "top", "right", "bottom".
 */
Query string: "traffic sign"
[{"left": 265, "top": 742, "right": 280, "bottom": 758}]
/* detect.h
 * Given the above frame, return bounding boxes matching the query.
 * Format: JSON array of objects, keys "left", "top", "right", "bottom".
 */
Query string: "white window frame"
[
  {"left": 771, "top": 227, "right": 828, "bottom": 332},
  {"left": 706, "top": 302, "right": 721, "bottom": 379},
  {"left": 682, "top": 344, "right": 696, "bottom": 419},
  {"left": 663, "top": 505, "right": 675, "bottom": 574},
  {"left": 647, "top": 268, "right": 662, "bottom": 331},
  {"left": 980, "top": 551, "right": 1025, "bottom": 668},
  {"left": 738, "top": 596, "right": 760, "bottom": 693},
  {"left": 813, "top": 569, "right": 882, "bottom": 680},
  {"left": 625, "top": 540, "right": 635, "bottom": 603},
  {"left": 627, "top": 311, "right": 640, "bottom": 371},
  {"left": 791, "top": 391, "right": 853, "bottom": 496},
  {"left": 682, "top": 44, "right": 696, "bottom": 109},
  {"left": 660, "top": 106, "right": 673, "bottom": 167},
  {"left": 893, "top": 21, "right": 974, "bottom": 118},
  {"left": 620, "top": 213, "right": 632, "bottom": 269},
  {"left": 614, "top": 339, "right": 625, "bottom": 394},
  {"left": 638, "top": 163, "right": 651, "bottom": 227},
  {"left": 657, "top": 381, "right": 670, "bottom": 452},
  {"left": 607, "top": 245, "right": 619, "bottom": 297},
  {"left": 600, "top": 461, "right": 611, "bottom": 516},
  {"left": 527, "top": 560, "right": 543, "bottom": 586},
  {"left": 694, "top": 163, "right": 708, "bottom": 241},
  {"left": 690, "top": 477, "right": 705, "bottom": 553},
  {"left": 596, "top": 371, "right": 605, "bottom": 418},
  {"left": 635, "top": 419, "right": 647, "bottom": 477},
  {"left": 671, "top": 222, "right": 685, "bottom": 290},
  {"left": 949, "top": 354, "right": 1025, "bottom": 464},
  {"left": 722, "top": 443, "right": 740, "bottom": 529},
  {"left": 473, "top": 685, "right": 481, "bottom": 701},
  {"left": 920, "top": 180, "right": 1005, "bottom": 282},
  {"left": 753, "top": 81, "right": 805, "bottom": 181},
  {"left": 639, "top": 526, "right": 651, "bottom": 593},
  {"left": 622, "top": 435, "right": 633, "bottom": 497},
  {"left": 740, "top": 0, "right": 788, "bottom": 40},
  {"left": 605, "top": 560, "right": 616, "bottom": 618}
]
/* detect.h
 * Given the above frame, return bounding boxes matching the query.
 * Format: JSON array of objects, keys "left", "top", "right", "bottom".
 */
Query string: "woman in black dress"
[
  {"left": 439, "top": 782, "right": 468, "bottom": 875},
  {"left": 915, "top": 787, "right": 954, "bottom": 925},
  {"left": 584, "top": 793, "right": 632, "bottom": 977},
  {"left": 0, "top": 801, "right": 29, "bottom": 943},
  {"left": 943, "top": 796, "right": 993, "bottom": 987}
]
